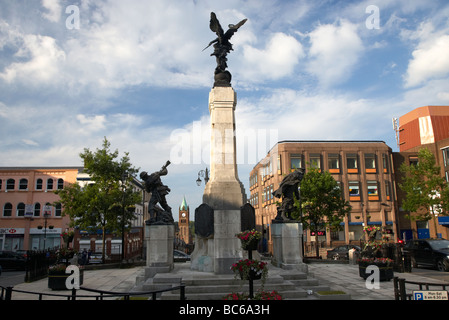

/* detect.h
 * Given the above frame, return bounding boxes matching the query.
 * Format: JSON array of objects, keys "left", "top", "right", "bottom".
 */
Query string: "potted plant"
[
  {"left": 222, "top": 290, "right": 283, "bottom": 300},
  {"left": 358, "top": 226, "right": 394, "bottom": 281},
  {"left": 231, "top": 259, "right": 268, "bottom": 282},
  {"left": 48, "top": 263, "right": 84, "bottom": 290},
  {"left": 236, "top": 229, "right": 261, "bottom": 250}
]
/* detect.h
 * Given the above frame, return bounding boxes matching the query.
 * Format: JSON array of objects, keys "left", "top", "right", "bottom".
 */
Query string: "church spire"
[{"left": 180, "top": 196, "right": 189, "bottom": 211}]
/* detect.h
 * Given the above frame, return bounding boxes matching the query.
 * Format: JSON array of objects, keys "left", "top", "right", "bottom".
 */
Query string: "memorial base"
[
  {"left": 271, "top": 222, "right": 307, "bottom": 272},
  {"left": 145, "top": 224, "right": 175, "bottom": 277}
]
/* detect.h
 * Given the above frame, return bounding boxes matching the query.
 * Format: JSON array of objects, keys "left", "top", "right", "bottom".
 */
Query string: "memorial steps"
[{"left": 132, "top": 262, "right": 330, "bottom": 300}]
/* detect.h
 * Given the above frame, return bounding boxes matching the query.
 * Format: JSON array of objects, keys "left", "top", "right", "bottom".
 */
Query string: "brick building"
[{"left": 249, "top": 140, "right": 398, "bottom": 255}]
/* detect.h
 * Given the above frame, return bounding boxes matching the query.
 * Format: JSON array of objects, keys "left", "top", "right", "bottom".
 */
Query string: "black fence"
[
  {"left": 25, "top": 250, "right": 58, "bottom": 282},
  {"left": 0, "top": 284, "right": 185, "bottom": 301},
  {"left": 394, "top": 277, "right": 449, "bottom": 300}
]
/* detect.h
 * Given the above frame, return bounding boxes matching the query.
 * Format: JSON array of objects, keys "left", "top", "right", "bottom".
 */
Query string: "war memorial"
[{"left": 133, "top": 12, "right": 312, "bottom": 300}]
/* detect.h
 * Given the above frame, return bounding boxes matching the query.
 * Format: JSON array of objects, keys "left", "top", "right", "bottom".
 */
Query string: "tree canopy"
[
  {"left": 55, "top": 137, "right": 141, "bottom": 259},
  {"left": 399, "top": 148, "right": 449, "bottom": 237}
]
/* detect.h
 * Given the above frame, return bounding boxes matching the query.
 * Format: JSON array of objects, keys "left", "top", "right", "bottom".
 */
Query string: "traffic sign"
[{"left": 413, "top": 290, "right": 448, "bottom": 300}]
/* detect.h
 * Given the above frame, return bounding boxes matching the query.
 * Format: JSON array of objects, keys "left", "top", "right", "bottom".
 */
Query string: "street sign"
[{"left": 413, "top": 290, "right": 448, "bottom": 300}]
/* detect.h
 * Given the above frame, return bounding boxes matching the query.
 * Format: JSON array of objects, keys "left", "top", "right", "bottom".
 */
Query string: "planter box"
[
  {"left": 48, "top": 270, "right": 84, "bottom": 290},
  {"left": 358, "top": 263, "right": 394, "bottom": 281}
]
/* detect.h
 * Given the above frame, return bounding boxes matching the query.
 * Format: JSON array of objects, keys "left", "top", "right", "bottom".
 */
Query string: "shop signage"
[{"left": 0, "top": 228, "right": 25, "bottom": 235}]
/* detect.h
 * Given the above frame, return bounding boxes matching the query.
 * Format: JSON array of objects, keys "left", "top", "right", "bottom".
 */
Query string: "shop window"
[
  {"left": 348, "top": 181, "right": 360, "bottom": 201},
  {"left": 19, "top": 179, "right": 28, "bottom": 190},
  {"left": 365, "top": 154, "right": 376, "bottom": 173},
  {"left": 328, "top": 153, "right": 340, "bottom": 173},
  {"left": 3, "top": 203, "right": 12, "bottom": 216},
  {"left": 6, "top": 179, "right": 15, "bottom": 190},
  {"left": 346, "top": 154, "right": 358, "bottom": 173},
  {"left": 367, "top": 181, "right": 379, "bottom": 201}
]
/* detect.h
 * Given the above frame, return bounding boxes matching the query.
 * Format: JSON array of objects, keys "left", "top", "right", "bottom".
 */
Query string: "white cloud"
[
  {"left": 241, "top": 32, "right": 304, "bottom": 81},
  {"left": 403, "top": 22, "right": 449, "bottom": 87},
  {"left": 41, "top": 0, "right": 62, "bottom": 22},
  {"left": 307, "top": 19, "right": 364, "bottom": 87}
]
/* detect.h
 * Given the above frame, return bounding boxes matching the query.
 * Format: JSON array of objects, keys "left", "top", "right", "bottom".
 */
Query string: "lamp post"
[
  {"left": 121, "top": 172, "right": 128, "bottom": 263},
  {"left": 196, "top": 168, "right": 209, "bottom": 186}
]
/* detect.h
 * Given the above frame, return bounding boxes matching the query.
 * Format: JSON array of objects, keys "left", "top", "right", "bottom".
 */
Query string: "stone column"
[{"left": 203, "top": 86, "right": 247, "bottom": 274}]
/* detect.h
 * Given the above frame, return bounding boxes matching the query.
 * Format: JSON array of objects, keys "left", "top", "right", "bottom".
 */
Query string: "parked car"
[
  {"left": 327, "top": 245, "right": 361, "bottom": 260},
  {"left": 403, "top": 239, "right": 449, "bottom": 272},
  {"left": 0, "top": 251, "right": 27, "bottom": 270},
  {"left": 174, "top": 250, "right": 190, "bottom": 262}
]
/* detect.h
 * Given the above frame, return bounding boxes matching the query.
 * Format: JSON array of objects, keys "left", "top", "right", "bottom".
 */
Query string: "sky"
[{"left": 1, "top": 0, "right": 449, "bottom": 220}]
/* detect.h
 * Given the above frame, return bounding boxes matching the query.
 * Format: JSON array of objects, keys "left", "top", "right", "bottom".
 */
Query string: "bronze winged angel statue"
[{"left": 204, "top": 12, "right": 247, "bottom": 86}]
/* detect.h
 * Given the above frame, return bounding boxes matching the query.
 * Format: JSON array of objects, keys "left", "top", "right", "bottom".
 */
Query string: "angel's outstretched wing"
[
  {"left": 224, "top": 18, "right": 247, "bottom": 40},
  {"left": 209, "top": 12, "right": 224, "bottom": 40}
]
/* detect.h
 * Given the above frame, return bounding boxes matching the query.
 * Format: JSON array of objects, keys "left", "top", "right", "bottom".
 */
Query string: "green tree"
[
  {"left": 399, "top": 148, "right": 449, "bottom": 238},
  {"left": 293, "top": 168, "right": 351, "bottom": 258},
  {"left": 55, "top": 137, "right": 141, "bottom": 261}
]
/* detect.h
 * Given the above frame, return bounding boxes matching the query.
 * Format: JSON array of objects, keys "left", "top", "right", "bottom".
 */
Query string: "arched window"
[
  {"left": 57, "top": 178, "right": 64, "bottom": 189},
  {"left": 47, "top": 178, "right": 53, "bottom": 190},
  {"left": 6, "top": 179, "right": 15, "bottom": 190},
  {"left": 19, "top": 178, "right": 28, "bottom": 190},
  {"left": 36, "top": 178, "right": 43, "bottom": 190},
  {"left": 34, "top": 203, "right": 41, "bottom": 217},
  {"left": 17, "top": 203, "right": 25, "bottom": 216},
  {"left": 3, "top": 203, "right": 12, "bottom": 216}
]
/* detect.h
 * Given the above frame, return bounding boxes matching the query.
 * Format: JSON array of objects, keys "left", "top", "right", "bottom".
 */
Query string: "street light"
[{"left": 196, "top": 168, "right": 209, "bottom": 186}]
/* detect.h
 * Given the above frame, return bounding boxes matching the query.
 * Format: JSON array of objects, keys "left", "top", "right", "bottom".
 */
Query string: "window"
[
  {"left": 57, "top": 178, "right": 64, "bottom": 189},
  {"left": 346, "top": 154, "right": 358, "bottom": 173},
  {"left": 385, "top": 181, "right": 391, "bottom": 201},
  {"left": 34, "top": 203, "right": 41, "bottom": 217},
  {"left": 443, "top": 148, "right": 449, "bottom": 167},
  {"left": 328, "top": 154, "right": 340, "bottom": 173},
  {"left": 382, "top": 154, "right": 389, "bottom": 173},
  {"left": 290, "top": 154, "right": 302, "bottom": 171},
  {"left": 47, "top": 178, "right": 53, "bottom": 190},
  {"left": 36, "top": 178, "right": 43, "bottom": 190},
  {"left": 0, "top": 179, "right": 2, "bottom": 190},
  {"left": 277, "top": 155, "right": 282, "bottom": 175},
  {"left": 309, "top": 154, "right": 321, "bottom": 170},
  {"left": 409, "top": 156, "right": 418, "bottom": 166},
  {"left": 17, "top": 203, "right": 25, "bottom": 216},
  {"left": 348, "top": 181, "right": 360, "bottom": 201},
  {"left": 19, "top": 178, "right": 28, "bottom": 190},
  {"left": 367, "top": 181, "right": 379, "bottom": 200},
  {"left": 365, "top": 154, "right": 376, "bottom": 173},
  {"left": 6, "top": 179, "right": 15, "bottom": 190},
  {"left": 3, "top": 203, "right": 12, "bottom": 216},
  {"left": 55, "top": 203, "right": 62, "bottom": 216}
]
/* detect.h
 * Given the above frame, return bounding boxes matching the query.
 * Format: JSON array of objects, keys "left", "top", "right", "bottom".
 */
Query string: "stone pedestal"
[
  {"left": 145, "top": 224, "right": 174, "bottom": 278},
  {"left": 271, "top": 222, "right": 307, "bottom": 272}
]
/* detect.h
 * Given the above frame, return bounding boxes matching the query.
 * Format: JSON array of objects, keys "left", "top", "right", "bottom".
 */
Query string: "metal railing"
[
  {"left": 393, "top": 277, "right": 449, "bottom": 300},
  {"left": 1, "top": 284, "right": 186, "bottom": 301}
]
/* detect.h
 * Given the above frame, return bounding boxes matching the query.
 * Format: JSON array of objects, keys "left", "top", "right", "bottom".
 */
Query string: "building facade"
[
  {"left": 395, "top": 105, "right": 449, "bottom": 240},
  {"left": 0, "top": 167, "right": 81, "bottom": 251},
  {"left": 249, "top": 141, "right": 398, "bottom": 255}
]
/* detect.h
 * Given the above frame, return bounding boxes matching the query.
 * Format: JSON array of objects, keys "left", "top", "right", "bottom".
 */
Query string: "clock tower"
[{"left": 178, "top": 196, "right": 190, "bottom": 245}]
